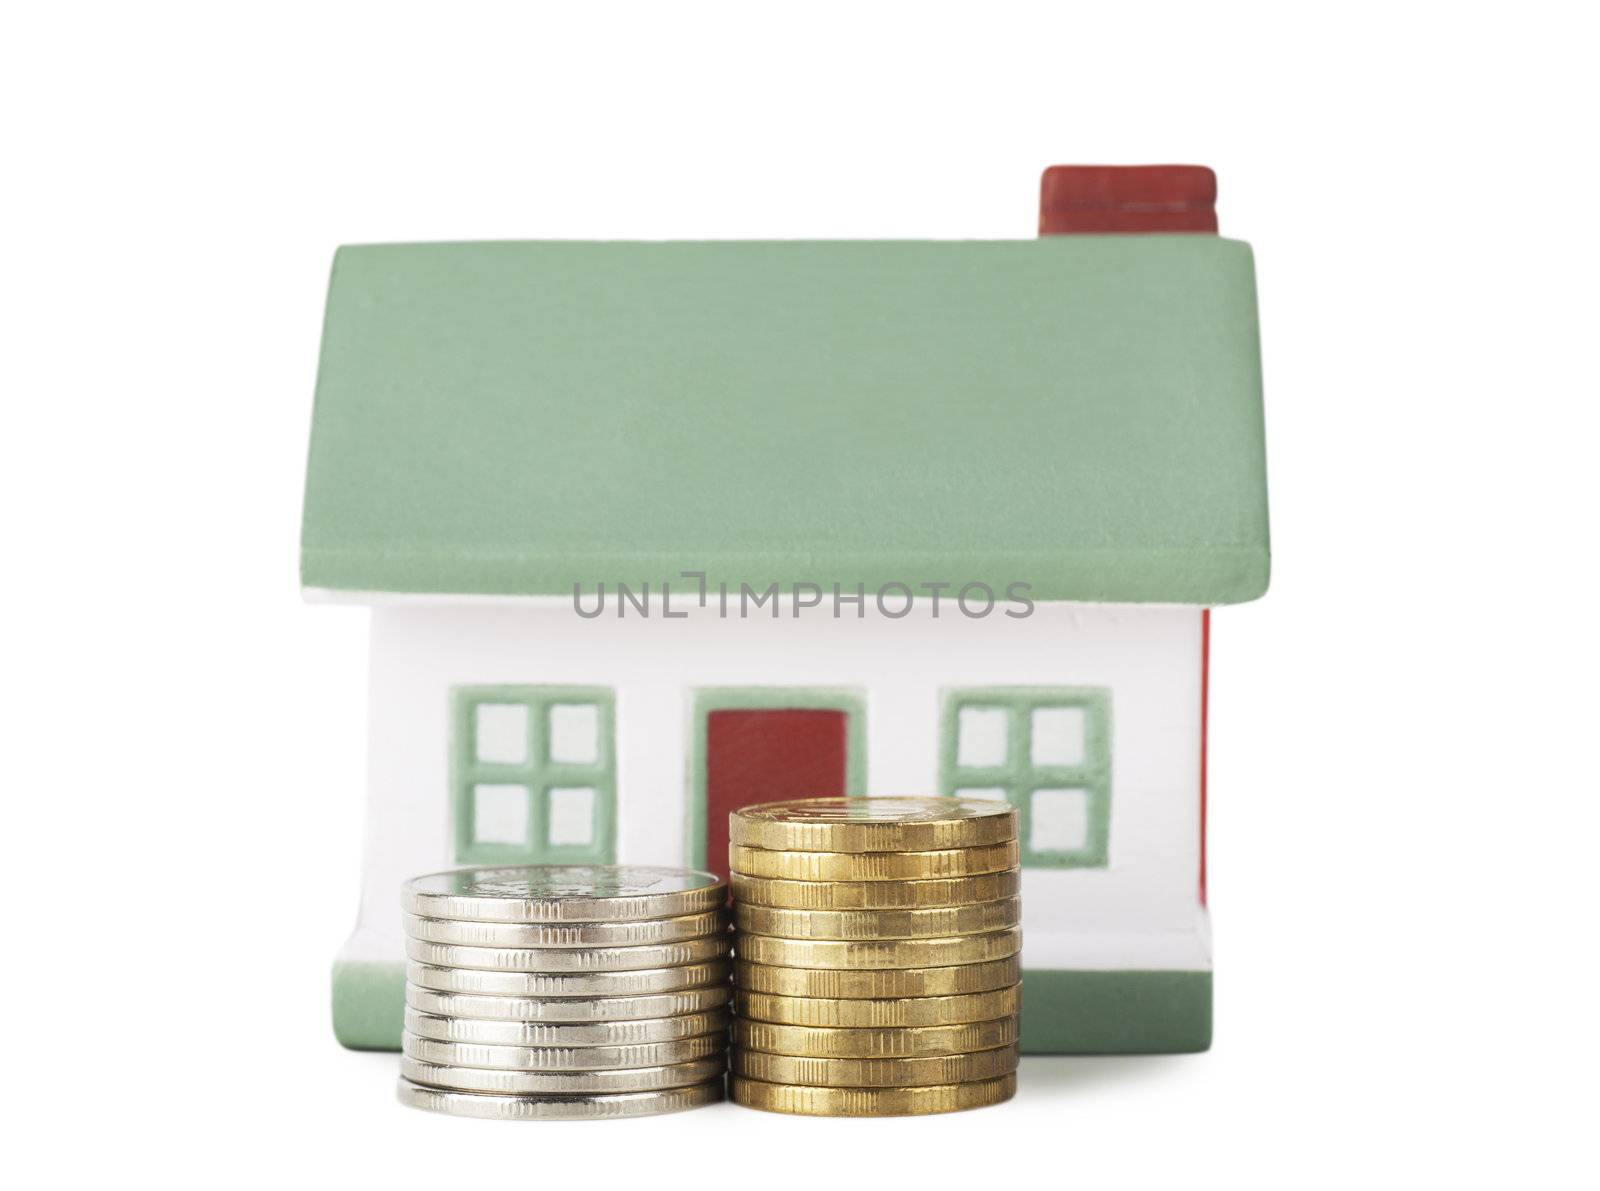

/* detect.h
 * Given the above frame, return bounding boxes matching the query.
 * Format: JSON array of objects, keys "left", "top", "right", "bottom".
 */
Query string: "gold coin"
[
  {"left": 732, "top": 1044, "right": 1019, "bottom": 1088},
  {"left": 729, "top": 841, "right": 1018, "bottom": 881},
  {"left": 733, "top": 984, "right": 1019, "bottom": 1028},
  {"left": 731, "top": 870, "right": 1020, "bottom": 910},
  {"left": 730, "top": 797, "right": 1017, "bottom": 852},
  {"left": 734, "top": 956, "right": 1020, "bottom": 999},
  {"left": 733, "top": 1017, "right": 1018, "bottom": 1058},
  {"left": 730, "top": 1073, "right": 1016, "bottom": 1116},
  {"left": 735, "top": 926, "right": 1020, "bottom": 969},
  {"left": 734, "top": 898, "right": 1019, "bottom": 940}
]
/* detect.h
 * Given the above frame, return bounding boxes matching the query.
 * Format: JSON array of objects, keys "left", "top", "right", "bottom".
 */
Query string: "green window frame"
[
  {"left": 451, "top": 685, "right": 617, "bottom": 865},
  {"left": 938, "top": 687, "right": 1112, "bottom": 869}
]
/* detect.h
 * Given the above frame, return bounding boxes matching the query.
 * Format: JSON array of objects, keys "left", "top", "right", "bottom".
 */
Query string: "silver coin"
[
  {"left": 402, "top": 1029, "right": 726, "bottom": 1071},
  {"left": 403, "top": 1007, "right": 731, "bottom": 1048},
  {"left": 403, "top": 866, "right": 725, "bottom": 924},
  {"left": 405, "top": 983, "right": 732, "bottom": 1022},
  {"left": 405, "top": 960, "right": 730, "bottom": 998},
  {"left": 396, "top": 1076, "right": 724, "bottom": 1120},
  {"left": 403, "top": 910, "right": 727, "bottom": 948},
  {"left": 400, "top": 1055, "right": 726, "bottom": 1096},
  {"left": 405, "top": 934, "right": 731, "bottom": 973}
]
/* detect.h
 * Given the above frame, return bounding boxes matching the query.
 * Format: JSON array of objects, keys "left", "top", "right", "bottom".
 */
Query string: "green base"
[
  {"left": 1020, "top": 969, "right": 1212, "bottom": 1053},
  {"left": 331, "top": 960, "right": 407, "bottom": 1051},
  {"left": 331, "top": 962, "right": 1210, "bottom": 1055}
]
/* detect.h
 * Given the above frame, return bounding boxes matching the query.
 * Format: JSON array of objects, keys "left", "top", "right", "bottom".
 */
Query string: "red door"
[{"left": 703, "top": 709, "right": 849, "bottom": 881}]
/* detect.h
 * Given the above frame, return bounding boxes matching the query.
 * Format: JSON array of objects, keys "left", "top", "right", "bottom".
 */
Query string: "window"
[
  {"left": 939, "top": 688, "right": 1111, "bottom": 868},
  {"left": 451, "top": 686, "right": 616, "bottom": 864}
]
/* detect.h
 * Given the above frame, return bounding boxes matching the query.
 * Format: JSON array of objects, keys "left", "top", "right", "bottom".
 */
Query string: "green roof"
[{"left": 302, "top": 238, "right": 1268, "bottom": 603}]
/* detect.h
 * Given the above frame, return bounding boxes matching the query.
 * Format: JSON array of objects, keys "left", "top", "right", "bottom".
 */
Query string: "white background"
[{"left": 5, "top": 3, "right": 1596, "bottom": 1187}]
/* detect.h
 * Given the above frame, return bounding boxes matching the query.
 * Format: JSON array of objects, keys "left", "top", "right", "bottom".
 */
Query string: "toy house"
[{"left": 301, "top": 165, "right": 1269, "bottom": 1055}]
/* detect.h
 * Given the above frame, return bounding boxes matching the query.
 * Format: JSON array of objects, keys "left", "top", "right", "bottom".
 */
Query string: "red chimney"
[{"left": 1039, "top": 165, "right": 1218, "bottom": 235}]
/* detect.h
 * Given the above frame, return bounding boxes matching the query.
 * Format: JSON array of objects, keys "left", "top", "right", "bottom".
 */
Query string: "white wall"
[{"left": 343, "top": 599, "right": 1208, "bottom": 971}]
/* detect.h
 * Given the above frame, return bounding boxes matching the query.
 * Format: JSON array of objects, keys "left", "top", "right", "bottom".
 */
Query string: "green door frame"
[{"left": 683, "top": 687, "right": 868, "bottom": 870}]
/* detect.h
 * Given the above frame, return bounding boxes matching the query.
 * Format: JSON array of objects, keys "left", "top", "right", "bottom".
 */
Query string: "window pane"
[
  {"left": 474, "top": 703, "right": 530, "bottom": 764},
  {"left": 956, "top": 706, "right": 1009, "bottom": 767},
  {"left": 1031, "top": 788, "right": 1091, "bottom": 852},
  {"left": 548, "top": 704, "right": 600, "bottom": 764},
  {"left": 473, "top": 784, "right": 529, "bottom": 844},
  {"left": 1031, "top": 707, "right": 1086, "bottom": 767},
  {"left": 954, "top": 787, "right": 1010, "bottom": 802},
  {"left": 548, "top": 787, "right": 596, "bottom": 845}
]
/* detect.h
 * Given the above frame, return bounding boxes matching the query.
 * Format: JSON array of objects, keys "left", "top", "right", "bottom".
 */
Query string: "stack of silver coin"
[{"left": 397, "top": 865, "right": 731, "bottom": 1120}]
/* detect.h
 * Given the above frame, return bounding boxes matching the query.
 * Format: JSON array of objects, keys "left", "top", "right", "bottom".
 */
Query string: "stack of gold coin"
[
  {"left": 396, "top": 865, "right": 731, "bottom": 1120},
  {"left": 728, "top": 797, "right": 1021, "bottom": 1117}
]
